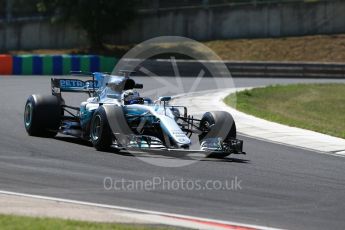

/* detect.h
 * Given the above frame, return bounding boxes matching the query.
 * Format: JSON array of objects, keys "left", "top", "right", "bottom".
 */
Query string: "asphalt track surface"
[{"left": 1, "top": 75, "right": 345, "bottom": 230}]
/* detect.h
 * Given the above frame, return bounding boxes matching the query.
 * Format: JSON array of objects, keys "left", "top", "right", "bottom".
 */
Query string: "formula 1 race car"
[{"left": 24, "top": 71, "right": 244, "bottom": 158}]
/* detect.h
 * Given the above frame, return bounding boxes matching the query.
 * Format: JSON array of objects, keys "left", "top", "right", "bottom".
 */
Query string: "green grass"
[
  {"left": 0, "top": 214, "right": 180, "bottom": 230},
  {"left": 224, "top": 83, "right": 345, "bottom": 139}
]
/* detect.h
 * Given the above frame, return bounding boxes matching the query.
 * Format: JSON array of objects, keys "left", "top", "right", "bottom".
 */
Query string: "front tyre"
[
  {"left": 24, "top": 95, "right": 61, "bottom": 137},
  {"left": 199, "top": 111, "right": 236, "bottom": 158},
  {"left": 90, "top": 107, "right": 113, "bottom": 151}
]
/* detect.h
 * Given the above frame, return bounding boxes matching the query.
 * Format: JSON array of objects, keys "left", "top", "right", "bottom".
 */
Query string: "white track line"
[{"left": 0, "top": 190, "right": 281, "bottom": 230}]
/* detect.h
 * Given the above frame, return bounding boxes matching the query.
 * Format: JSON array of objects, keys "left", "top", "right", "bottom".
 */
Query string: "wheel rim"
[
  {"left": 24, "top": 103, "right": 33, "bottom": 128},
  {"left": 202, "top": 120, "right": 210, "bottom": 131},
  {"left": 91, "top": 115, "right": 102, "bottom": 141}
]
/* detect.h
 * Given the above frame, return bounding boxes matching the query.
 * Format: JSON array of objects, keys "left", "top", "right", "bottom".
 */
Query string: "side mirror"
[
  {"left": 157, "top": 96, "right": 172, "bottom": 115},
  {"left": 134, "top": 83, "right": 143, "bottom": 89},
  {"left": 158, "top": 96, "right": 172, "bottom": 102}
]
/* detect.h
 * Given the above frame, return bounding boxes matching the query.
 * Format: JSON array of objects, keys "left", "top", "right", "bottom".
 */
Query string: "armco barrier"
[
  {"left": 0, "top": 55, "right": 117, "bottom": 75},
  {"left": 1, "top": 56, "right": 345, "bottom": 78},
  {"left": 128, "top": 59, "right": 345, "bottom": 78}
]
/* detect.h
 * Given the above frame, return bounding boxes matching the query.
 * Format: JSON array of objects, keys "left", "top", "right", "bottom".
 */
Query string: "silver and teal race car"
[{"left": 24, "top": 71, "right": 244, "bottom": 158}]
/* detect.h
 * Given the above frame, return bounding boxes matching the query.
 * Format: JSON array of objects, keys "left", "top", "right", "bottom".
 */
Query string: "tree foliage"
[{"left": 37, "top": 0, "right": 137, "bottom": 48}]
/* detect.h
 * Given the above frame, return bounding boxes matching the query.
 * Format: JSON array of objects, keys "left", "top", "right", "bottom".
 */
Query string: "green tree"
[{"left": 37, "top": 0, "right": 137, "bottom": 48}]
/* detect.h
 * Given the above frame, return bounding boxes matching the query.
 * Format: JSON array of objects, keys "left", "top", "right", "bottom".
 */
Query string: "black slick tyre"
[
  {"left": 199, "top": 111, "right": 236, "bottom": 158},
  {"left": 24, "top": 95, "right": 61, "bottom": 137},
  {"left": 90, "top": 107, "right": 113, "bottom": 151}
]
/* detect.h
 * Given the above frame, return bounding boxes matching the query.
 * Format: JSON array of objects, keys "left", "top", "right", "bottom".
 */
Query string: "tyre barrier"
[
  {"left": 0, "top": 55, "right": 13, "bottom": 75},
  {"left": 0, "top": 54, "right": 118, "bottom": 75}
]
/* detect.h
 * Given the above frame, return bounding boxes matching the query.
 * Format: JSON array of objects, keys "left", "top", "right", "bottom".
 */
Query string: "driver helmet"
[{"left": 121, "top": 90, "right": 144, "bottom": 105}]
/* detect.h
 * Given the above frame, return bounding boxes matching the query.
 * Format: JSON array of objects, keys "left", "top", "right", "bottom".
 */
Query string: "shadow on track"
[
  {"left": 54, "top": 136, "right": 249, "bottom": 164},
  {"left": 54, "top": 136, "right": 93, "bottom": 147}
]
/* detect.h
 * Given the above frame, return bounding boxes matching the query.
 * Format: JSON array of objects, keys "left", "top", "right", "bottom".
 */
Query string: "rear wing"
[
  {"left": 51, "top": 78, "right": 100, "bottom": 93},
  {"left": 51, "top": 71, "right": 142, "bottom": 97},
  {"left": 51, "top": 71, "right": 108, "bottom": 96}
]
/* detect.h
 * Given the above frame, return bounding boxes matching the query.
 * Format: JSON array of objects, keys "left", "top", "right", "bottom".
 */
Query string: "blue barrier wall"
[{"left": 0, "top": 55, "right": 118, "bottom": 75}]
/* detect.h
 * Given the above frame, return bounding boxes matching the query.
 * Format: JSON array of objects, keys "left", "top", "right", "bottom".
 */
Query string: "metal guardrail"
[
  {"left": 126, "top": 59, "right": 345, "bottom": 78},
  {"left": 225, "top": 61, "right": 345, "bottom": 78},
  {"left": 138, "top": 0, "right": 328, "bottom": 13}
]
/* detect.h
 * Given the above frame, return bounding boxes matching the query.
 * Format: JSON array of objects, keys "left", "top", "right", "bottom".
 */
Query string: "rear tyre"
[
  {"left": 24, "top": 95, "right": 61, "bottom": 137},
  {"left": 199, "top": 111, "right": 236, "bottom": 158},
  {"left": 90, "top": 107, "right": 113, "bottom": 151}
]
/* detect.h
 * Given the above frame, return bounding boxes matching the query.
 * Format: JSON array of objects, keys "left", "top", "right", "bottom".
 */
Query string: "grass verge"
[
  {"left": 224, "top": 84, "right": 345, "bottom": 139},
  {"left": 204, "top": 34, "right": 345, "bottom": 62},
  {"left": 0, "top": 214, "right": 180, "bottom": 230}
]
